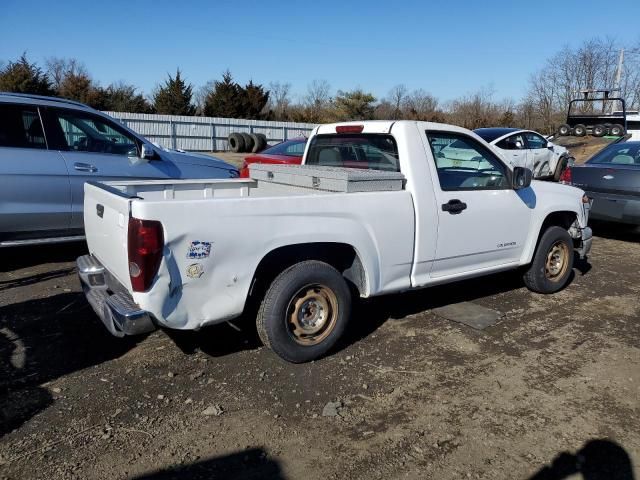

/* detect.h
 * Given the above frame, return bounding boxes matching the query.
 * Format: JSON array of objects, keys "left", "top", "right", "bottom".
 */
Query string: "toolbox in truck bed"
[{"left": 248, "top": 163, "right": 405, "bottom": 193}]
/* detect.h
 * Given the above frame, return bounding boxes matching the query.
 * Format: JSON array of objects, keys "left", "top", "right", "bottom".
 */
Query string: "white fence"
[{"left": 105, "top": 111, "right": 317, "bottom": 151}]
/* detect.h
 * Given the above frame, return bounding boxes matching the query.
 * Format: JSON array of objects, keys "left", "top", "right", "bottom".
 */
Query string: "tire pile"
[{"left": 228, "top": 132, "right": 267, "bottom": 153}]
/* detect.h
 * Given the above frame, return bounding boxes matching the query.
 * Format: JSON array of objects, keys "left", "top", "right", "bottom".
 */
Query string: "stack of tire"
[
  {"left": 557, "top": 123, "right": 625, "bottom": 137},
  {"left": 228, "top": 132, "right": 268, "bottom": 153}
]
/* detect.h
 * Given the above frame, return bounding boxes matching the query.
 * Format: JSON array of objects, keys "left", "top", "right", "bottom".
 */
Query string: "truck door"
[{"left": 423, "top": 131, "right": 533, "bottom": 278}]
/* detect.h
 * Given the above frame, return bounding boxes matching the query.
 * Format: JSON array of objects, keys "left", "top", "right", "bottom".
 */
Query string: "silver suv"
[{"left": 0, "top": 93, "right": 238, "bottom": 247}]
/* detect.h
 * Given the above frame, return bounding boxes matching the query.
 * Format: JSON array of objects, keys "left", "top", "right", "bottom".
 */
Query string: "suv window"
[
  {"left": 51, "top": 109, "right": 138, "bottom": 156},
  {"left": 426, "top": 131, "right": 510, "bottom": 191},
  {"left": 496, "top": 133, "right": 526, "bottom": 150},
  {"left": 524, "top": 132, "right": 547, "bottom": 149},
  {"left": 0, "top": 104, "right": 47, "bottom": 149},
  {"left": 306, "top": 134, "right": 399, "bottom": 171}
]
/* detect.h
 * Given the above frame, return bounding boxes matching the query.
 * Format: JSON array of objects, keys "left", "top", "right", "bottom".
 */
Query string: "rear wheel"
[
  {"left": 256, "top": 261, "right": 351, "bottom": 363},
  {"left": 573, "top": 124, "right": 587, "bottom": 137},
  {"left": 610, "top": 124, "right": 624, "bottom": 136},
  {"left": 523, "top": 226, "right": 574, "bottom": 294},
  {"left": 557, "top": 124, "right": 571, "bottom": 136},
  {"left": 592, "top": 124, "right": 606, "bottom": 137}
]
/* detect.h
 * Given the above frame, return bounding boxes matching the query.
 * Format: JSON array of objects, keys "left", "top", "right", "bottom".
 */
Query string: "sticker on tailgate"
[{"left": 187, "top": 241, "right": 212, "bottom": 259}]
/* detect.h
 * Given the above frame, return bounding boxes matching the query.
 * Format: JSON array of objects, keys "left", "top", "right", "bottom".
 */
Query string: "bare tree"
[
  {"left": 268, "top": 81, "right": 292, "bottom": 120},
  {"left": 387, "top": 84, "right": 408, "bottom": 119},
  {"left": 404, "top": 89, "right": 439, "bottom": 121},
  {"left": 303, "top": 79, "right": 332, "bottom": 122},
  {"left": 45, "top": 57, "right": 88, "bottom": 91}
]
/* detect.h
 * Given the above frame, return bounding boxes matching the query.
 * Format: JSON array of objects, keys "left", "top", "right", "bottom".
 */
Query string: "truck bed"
[{"left": 83, "top": 172, "right": 415, "bottom": 331}]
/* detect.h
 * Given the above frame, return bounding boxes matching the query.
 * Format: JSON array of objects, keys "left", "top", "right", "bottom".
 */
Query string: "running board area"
[{"left": 0, "top": 235, "right": 86, "bottom": 248}]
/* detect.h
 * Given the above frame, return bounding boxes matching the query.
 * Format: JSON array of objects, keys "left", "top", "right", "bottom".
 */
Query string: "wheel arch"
[
  {"left": 245, "top": 242, "right": 369, "bottom": 313},
  {"left": 524, "top": 210, "right": 578, "bottom": 264}
]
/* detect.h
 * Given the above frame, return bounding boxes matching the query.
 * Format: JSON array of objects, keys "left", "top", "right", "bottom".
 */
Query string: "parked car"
[
  {"left": 0, "top": 92, "right": 238, "bottom": 247},
  {"left": 474, "top": 128, "right": 572, "bottom": 181},
  {"left": 561, "top": 141, "right": 640, "bottom": 225},
  {"left": 78, "top": 120, "right": 592, "bottom": 363},
  {"left": 239, "top": 137, "right": 306, "bottom": 177}
]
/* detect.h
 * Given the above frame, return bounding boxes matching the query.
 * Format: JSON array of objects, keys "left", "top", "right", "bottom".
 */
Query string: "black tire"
[
  {"left": 256, "top": 260, "right": 352, "bottom": 363},
  {"left": 573, "top": 124, "right": 587, "bottom": 137},
  {"left": 592, "top": 124, "right": 606, "bottom": 137},
  {"left": 240, "top": 133, "right": 254, "bottom": 152},
  {"left": 228, "top": 133, "right": 245, "bottom": 153},
  {"left": 249, "top": 133, "right": 263, "bottom": 153},
  {"left": 557, "top": 124, "right": 571, "bottom": 136},
  {"left": 610, "top": 124, "right": 624, "bottom": 136},
  {"left": 523, "top": 226, "right": 574, "bottom": 294},
  {"left": 256, "top": 133, "right": 268, "bottom": 152}
]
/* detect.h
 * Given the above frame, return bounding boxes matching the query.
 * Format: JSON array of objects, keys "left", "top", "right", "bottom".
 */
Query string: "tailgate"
[{"left": 83, "top": 182, "right": 134, "bottom": 289}]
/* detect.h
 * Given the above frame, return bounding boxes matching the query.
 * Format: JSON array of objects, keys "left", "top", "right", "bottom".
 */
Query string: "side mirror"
[
  {"left": 547, "top": 141, "right": 554, "bottom": 150},
  {"left": 141, "top": 143, "right": 155, "bottom": 160},
  {"left": 515, "top": 140, "right": 523, "bottom": 149},
  {"left": 513, "top": 166, "right": 532, "bottom": 190}
]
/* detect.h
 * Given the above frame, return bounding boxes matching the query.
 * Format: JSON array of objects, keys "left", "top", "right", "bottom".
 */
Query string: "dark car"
[
  {"left": 239, "top": 137, "right": 306, "bottom": 178},
  {"left": 562, "top": 141, "right": 640, "bottom": 225}
]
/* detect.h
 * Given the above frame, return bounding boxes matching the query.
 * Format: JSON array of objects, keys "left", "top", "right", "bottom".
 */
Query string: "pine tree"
[
  {"left": 242, "top": 80, "right": 269, "bottom": 119},
  {"left": 203, "top": 70, "right": 242, "bottom": 118},
  {"left": 153, "top": 69, "right": 195, "bottom": 115},
  {"left": 0, "top": 54, "right": 54, "bottom": 95}
]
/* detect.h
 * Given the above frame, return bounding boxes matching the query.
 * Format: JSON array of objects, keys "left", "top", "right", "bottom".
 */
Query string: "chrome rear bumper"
[{"left": 77, "top": 254, "right": 156, "bottom": 337}]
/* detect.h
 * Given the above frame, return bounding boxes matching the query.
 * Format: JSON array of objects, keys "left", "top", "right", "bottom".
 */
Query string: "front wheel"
[
  {"left": 256, "top": 261, "right": 352, "bottom": 363},
  {"left": 523, "top": 226, "right": 574, "bottom": 294}
]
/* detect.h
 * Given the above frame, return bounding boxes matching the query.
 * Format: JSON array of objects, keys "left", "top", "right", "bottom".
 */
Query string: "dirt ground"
[{"left": 0, "top": 221, "right": 639, "bottom": 480}]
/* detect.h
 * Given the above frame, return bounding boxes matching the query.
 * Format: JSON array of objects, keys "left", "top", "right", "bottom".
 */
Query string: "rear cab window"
[{"left": 305, "top": 134, "right": 400, "bottom": 172}]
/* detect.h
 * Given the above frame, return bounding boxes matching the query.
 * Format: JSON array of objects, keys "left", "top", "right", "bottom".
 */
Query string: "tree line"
[{"left": 1, "top": 37, "right": 638, "bottom": 134}]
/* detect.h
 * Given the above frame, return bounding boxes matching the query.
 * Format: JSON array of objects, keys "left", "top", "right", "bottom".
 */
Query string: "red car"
[{"left": 239, "top": 137, "right": 307, "bottom": 178}]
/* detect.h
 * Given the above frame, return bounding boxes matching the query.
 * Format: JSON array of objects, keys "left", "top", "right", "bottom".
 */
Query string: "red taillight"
[
  {"left": 128, "top": 218, "right": 164, "bottom": 292},
  {"left": 559, "top": 166, "right": 572, "bottom": 184},
  {"left": 239, "top": 160, "right": 250, "bottom": 178},
  {"left": 336, "top": 125, "right": 364, "bottom": 134}
]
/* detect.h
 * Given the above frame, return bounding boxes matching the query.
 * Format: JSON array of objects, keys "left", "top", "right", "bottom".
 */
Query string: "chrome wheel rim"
[{"left": 286, "top": 284, "right": 338, "bottom": 346}]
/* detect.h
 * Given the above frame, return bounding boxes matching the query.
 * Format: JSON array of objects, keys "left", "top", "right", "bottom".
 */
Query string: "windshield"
[
  {"left": 306, "top": 134, "right": 400, "bottom": 172},
  {"left": 587, "top": 143, "right": 640, "bottom": 166}
]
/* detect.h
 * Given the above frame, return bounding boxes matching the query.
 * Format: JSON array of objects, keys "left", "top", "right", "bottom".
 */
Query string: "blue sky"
[{"left": 1, "top": 0, "right": 639, "bottom": 104}]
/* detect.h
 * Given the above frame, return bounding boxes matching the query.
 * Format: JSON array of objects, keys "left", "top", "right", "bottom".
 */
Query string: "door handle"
[
  {"left": 74, "top": 162, "right": 98, "bottom": 173},
  {"left": 441, "top": 199, "right": 467, "bottom": 214}
]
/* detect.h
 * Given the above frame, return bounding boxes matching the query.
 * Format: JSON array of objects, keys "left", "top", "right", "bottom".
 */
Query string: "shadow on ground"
[
  {"left": 0, "top": 293, "right": 142, "bottom": 437},
  {"left": 0, "top": 241, "right": 87, "bottom": 272},
  {"left": 590, "top": 221, "right": 640, "bottom": 243},
  {"left": 131, "top": 448, "right": 285, "bottom": 480},
  {"left": 529, "top": 438, "right": 635, "bottom": 480}
]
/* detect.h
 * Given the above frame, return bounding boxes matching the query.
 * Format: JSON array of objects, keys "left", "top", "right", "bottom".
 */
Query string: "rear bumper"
[{"left": 77, "top": 254, "right": 156, "bottom": 337}]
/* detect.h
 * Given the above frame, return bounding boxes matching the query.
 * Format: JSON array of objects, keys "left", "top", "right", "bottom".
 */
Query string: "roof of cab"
[{"left": 315, "top": 120, "right": 477, "bottom": 136}]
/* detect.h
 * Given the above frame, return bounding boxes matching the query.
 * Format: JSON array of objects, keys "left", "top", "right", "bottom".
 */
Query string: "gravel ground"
[{"left": 1, "top": 223, "right": 639, "bottom": 480}]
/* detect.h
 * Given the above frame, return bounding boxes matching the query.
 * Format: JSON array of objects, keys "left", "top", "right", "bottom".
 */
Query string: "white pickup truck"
[{"left": 77, "top": 121, "right": 592, "bottom": 363}]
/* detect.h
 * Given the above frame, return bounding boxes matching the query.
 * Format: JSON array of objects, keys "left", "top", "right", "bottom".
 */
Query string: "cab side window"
[
  {"left": 51, "top": 109, "right": 138, "bottom": 156},
  {"left": 496, "top": 133, "right": 525, "bottom": 150},
  {"left": 0, "top": 104, "right": 47, "bottom": 149},
  {"left": 426, "top": 131, "right": 510, "bottom": 191},
  {"left": 524, "top": 132, "right": 547, "bottom": 149}
]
